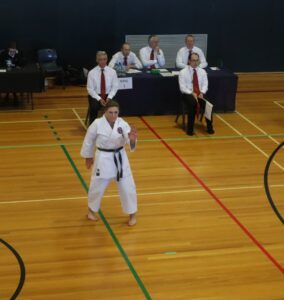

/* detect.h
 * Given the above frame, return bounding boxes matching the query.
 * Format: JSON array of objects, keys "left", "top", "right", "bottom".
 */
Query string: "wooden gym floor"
[{"left": 0, "top": 73, "right": 283, "bottom": 299}]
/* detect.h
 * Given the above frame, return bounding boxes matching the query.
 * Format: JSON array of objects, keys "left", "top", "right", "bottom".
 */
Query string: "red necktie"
[
  {"left": 193, "top": 69, "right": 200, "bottom": 96},
  {"left": 150, "top": 49, "right": 155, "bottom": 69},
  {"left": 123, "top": 56, "right": 127, "bottom": 66},
  {"left": 188, "top": 50, "right": 192, "bottom": 65},
  {"left": 193, "top": 68, "right": 201, "bottom": 118},
  {"left": 100, "top": 69, "right": 106, "bottom": 100}
]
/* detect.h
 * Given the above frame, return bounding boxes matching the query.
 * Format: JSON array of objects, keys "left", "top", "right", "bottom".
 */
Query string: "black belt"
[{"left": 97, "top": 147, "right": 123, "bottom": 181}]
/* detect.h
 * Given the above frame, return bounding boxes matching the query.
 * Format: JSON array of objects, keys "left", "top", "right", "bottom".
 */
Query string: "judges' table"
[
  {"left": 116, "top": 68, "right": 238, "bottom": 116},
  {"left": 0, "top": 64, "right": 44, "bottom": 109}
]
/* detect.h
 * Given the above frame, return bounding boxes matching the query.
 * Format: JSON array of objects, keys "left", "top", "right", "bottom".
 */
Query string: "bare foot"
[
  {"left": 87, "top": 209, "right": 99, "bottom": 221},
  {"left": 128, "top": 214, "right": 137, "bottom": 226}
]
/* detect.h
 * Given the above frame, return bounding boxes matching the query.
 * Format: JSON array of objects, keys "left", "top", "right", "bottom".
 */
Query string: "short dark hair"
[
  {"left": 121, "top": 42, "right": 130, "bottom": 49},
  {"left": 148, "top": 34, "right": 157, "bottom": 42},
  {"left": 188, "top": 52, "right": 199, "bottom": 61},
  {"left": 104, "top": 100, "right": 120, "bottom": 112}
]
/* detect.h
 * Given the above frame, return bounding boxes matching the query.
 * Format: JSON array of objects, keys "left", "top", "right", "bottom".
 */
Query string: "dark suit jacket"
[{"left": 0, "top": 49, "right": 23, "bottom": 67}]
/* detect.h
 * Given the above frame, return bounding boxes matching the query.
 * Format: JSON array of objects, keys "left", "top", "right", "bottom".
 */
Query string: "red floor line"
[{"left": 139, "top": 116, "right": 284, "bottom": 275}]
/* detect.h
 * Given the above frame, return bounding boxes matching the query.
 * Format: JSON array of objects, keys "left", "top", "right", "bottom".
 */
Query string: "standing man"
[
  {"left": 139, "top": 35, "right": 166, "bottom": 69},
  {"left": 176, "top": 34, "right": 208, "bottom": 69},
  {"left": 87, "top": 51, "right": 119, "bottom": 125},
  {"left": 178, "top": 53, "right": 214, "bottom": 136},
  {"left": 109, "top": 42, "right": 142, "bottom": 70}
]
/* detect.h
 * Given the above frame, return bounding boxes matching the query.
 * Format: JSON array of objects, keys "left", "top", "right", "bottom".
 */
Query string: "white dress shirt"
[
  {"left": 108, "top": 51, "right": 142, "bottom": 69},
  {"left": 87, "top": 66, "right": 119, "bottom": 101},
  {"left": 178, "top": 66, "right": 208, "bottom": 95},
  {"left": 176, "top": 46, "right": 208, "bottom": 69},
  {"left": 139, "top": 46, "right": 166, "bottom": 68}
]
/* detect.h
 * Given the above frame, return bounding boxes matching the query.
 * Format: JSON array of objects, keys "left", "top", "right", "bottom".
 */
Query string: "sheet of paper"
[
  {"left": 158, "top": 69, "right": 168, "bottom": 73},
  {"left": 210, "top": 67, "right": 220, "bottom": 71},
  {"left": 204, "top": 99, "right": 213, "bottom": 121},
  {"left": 126, "top": 69, "right": 142, "bottom": 74},
  {"left": 160, "top": 72, "right": 175, "bottom": 77},
  {"left": 0, "top": 69, "right": 7, "bottom": 73},
  {"left": 171, "top": 71, "right": 180, "bottom": 76}
]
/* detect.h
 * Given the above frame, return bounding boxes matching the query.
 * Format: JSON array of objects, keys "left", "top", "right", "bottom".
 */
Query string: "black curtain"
[{"left": 0, "top": 0, "right": 283, "bottom": 71}]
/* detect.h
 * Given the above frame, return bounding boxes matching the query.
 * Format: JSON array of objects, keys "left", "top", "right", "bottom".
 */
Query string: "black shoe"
[
  {"left": 186, "top": 131, "right": 194, "bottom": 136},
  {"left": 207, "top": 128, "right": 215, "bottom": 134},
  {"left": 13, "top": 96, "right": 19, "bottom": 106}
]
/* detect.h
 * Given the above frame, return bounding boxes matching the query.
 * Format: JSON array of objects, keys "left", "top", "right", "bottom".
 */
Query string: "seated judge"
[
  {"left": 139, "top": 35, "right": 165, "bottom": 69},
  {"left": 0, "top": 41, "right": 23, "bottom": 103},
  {"left": 0, "top": 41, "right": 22, "bottom": 68},
  {"left": 176, "top": 35, "right": 208, "bottom": 69},
  {"left": 109, "top": 42, "right": 142, "bottom": 70},
  {"left": 87, "top": 51, "right": 119, "bottom": 125},
  {"left": 178, "top": 52, "right": 214, "bottom": 136}
]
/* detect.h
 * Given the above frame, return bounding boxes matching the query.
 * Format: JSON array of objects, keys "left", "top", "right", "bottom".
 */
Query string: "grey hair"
[
  {"left": 148, "top": 34, "right": 159, "bottom": 43},
  {"left": 96, "top": 51, "right": 108, "bottom": 59}
]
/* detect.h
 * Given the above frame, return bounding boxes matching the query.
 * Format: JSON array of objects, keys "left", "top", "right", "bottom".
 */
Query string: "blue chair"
[{"left": 37, "top": 49, "right": 65, "bottom": 88}]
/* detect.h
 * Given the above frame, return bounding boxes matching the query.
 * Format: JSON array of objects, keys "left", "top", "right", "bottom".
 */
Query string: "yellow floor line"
[{"left": 0, "top": 184, "right": 283, "bottom": 205}]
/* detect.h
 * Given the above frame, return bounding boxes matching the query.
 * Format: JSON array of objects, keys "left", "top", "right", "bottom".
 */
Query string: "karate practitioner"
[{"left": 80, "top": 100, "right": 138, "bottom": 226}]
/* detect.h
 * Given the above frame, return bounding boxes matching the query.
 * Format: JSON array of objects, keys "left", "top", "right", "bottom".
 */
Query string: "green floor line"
[
  {"left": 1, "top": 133, "right": 284, "bottom": 150},
  {"left": 0, "top": 142, "right": 81, "bottom": 150},
  {"left": 61, "top": 145, "right": 152, "bottom": 300},
  {"left": 43, "top": 115, "right": 152, "bottom": 300}
]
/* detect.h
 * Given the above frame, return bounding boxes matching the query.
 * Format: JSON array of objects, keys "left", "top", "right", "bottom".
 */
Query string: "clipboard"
[{"left": 202, "top": 98, "right": 214, "bottom": 121}]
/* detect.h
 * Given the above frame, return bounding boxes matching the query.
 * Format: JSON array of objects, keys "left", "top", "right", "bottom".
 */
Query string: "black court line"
[
  {"left": 0, "top": 239, "right": 26, "bottom": 300},
  {"left": 264, "top": 141, "right": 284, "bottom": 225}
]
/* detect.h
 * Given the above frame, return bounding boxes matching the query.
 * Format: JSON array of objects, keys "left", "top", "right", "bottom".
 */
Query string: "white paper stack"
[
  {"left": 158, "top": 69, "right": 169, "bottom": 73},
  {"left": 126, "top": 69, "right": 142, "bottom": 74},
  {"left": 204, "top": 99, "right": 214, "bottom": 121},
  {"left": 160, "top": 72, "right": 175, "bottom": 77},
  {"left": 171, "top": 71, "right": 180, "bottom": 76}
]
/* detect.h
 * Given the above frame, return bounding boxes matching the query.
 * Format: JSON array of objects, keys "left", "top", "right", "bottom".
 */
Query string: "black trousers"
[
  {"left": 182, "top": 94, "right": 213, "bottom": 134},
  {"left": 88, "top": 95, "right": 105, "bottom": 125}
]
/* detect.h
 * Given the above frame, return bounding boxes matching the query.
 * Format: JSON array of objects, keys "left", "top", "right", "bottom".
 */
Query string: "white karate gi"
[{"left": 80, "top": 115, "right": 137, "bottom": 215}]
